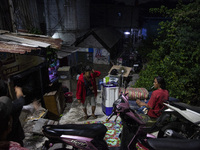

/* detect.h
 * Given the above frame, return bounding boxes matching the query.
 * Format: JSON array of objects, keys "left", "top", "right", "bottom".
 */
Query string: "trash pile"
[{"left": 20, "top": 100, "right": 58, "bottom": 149}]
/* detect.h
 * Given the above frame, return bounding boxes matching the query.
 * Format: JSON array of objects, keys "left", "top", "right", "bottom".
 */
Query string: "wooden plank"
[
  {"left": 11, "top": 32, "right": 49, "bottom": 38},
  {"left": 0, "top": 30, "right": 10, "bottom": 34}
]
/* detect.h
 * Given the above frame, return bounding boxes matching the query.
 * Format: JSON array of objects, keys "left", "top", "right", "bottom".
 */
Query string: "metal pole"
[{"left": 8, "top": 0, "right": 16, "bottom": 32}]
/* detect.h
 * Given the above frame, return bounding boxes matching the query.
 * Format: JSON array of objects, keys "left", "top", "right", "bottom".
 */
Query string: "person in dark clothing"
[
  {"left": 0, "top": 79, "right": 25, "bottom": 146},
  {"left": 0, "top": 96, "right": 28, "bottom": 150}
]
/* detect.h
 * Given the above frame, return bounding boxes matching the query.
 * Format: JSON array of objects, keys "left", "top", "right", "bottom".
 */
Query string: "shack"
[
  {"left": 0, "top": 30, "right": 65, "bottom": 118},
  {"left": 72, "top": 27, "right": 123, "bottom": 65}
]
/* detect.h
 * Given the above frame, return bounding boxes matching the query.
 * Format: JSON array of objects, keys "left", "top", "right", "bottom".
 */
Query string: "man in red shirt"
[
  {"left": 76, "top": 65, "right": 101, "bottom": 120},
  {"left": 136, "top": 76, "right": 169, "bottom": 118}
]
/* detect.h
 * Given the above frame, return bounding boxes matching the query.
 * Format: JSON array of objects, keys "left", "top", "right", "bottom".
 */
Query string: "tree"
[{"left": 134, "top": 0, "right": 200, "bottom": 105}]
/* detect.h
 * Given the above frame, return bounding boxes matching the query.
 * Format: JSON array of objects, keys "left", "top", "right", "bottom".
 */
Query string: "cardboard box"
[
  {"left": 43, "top": 86, "right": 65, "bottom": 119},
  {"left": 108, "top": 65, "right": 132, "bottom": 77}
]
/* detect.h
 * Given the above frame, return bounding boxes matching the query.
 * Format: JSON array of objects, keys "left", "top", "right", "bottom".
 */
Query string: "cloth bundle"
[{"left": 119, "top": 87, "right": 149, "bottom": 100}]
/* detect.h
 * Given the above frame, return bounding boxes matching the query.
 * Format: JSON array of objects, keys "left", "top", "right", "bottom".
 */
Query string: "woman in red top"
[
  {"left": 76, "top": 65, "right": 101, "bottom": 120},
  {"left": 136, "top": 76, "right": 169, "bottom": 118}
]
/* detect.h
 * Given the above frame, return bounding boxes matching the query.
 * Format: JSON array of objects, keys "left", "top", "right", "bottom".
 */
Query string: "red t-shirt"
[{"left": 147, "top": 89, "right": 169, "bottom": 118}]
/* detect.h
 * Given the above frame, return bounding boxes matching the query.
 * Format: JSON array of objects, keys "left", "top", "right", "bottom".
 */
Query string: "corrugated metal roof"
[
  {"left": 0, "top": 30, "right": 62, "bottom": 54},
  {"left": 93, "top": 28, "right": 122, "bottom": 49},
  {"left": 57, "top": 45, "right": 79, "bottom": 59}
]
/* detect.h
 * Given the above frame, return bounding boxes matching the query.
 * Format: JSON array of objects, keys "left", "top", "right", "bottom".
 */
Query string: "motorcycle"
[
  {"left": 156, "top": 101, "right": 200, "bottom": 139},
  {"left": 106, "top": 91, "right": 158, "bottom": 150},
  {"left": 44, "top": 74, "right": 190, "bottom": 150},
  {"left": 136, "top": 101, "right": 200, "bottom": 150},
  {"left": 42, "top": 123, "right": 108, "bottom": 150},
  {"left": 133, "top": 60, "right": 143, "bottom": 73},
  {"left": 136, "top": 137, "right": 200, "bottom": 150},
  {"left": 43, "top": 85, "right": 200, "bottom": 150},
  {"left": 42, "top": 88, "right": 159, "bottom": 150}
]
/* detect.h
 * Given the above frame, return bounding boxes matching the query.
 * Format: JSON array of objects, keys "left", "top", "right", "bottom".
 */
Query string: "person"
[
  {"left": 0, "top": 79, "right": 25, "bottom": 147},
  {"left": 76, "top": 65, "right": 101, "bottom": 120},
  {"left": 136, "top": 76, "right": 169, "bottom": 119},
  {"left": 0, "top": 96, "right": 28, "bottom": 150}
]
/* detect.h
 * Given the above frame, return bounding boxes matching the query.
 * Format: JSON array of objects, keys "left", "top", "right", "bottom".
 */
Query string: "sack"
[{"left": 119, "top": 87, "right": 149, "bottom": 100}]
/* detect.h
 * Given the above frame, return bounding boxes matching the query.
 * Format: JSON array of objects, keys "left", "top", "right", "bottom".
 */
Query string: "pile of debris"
[{"left": 20, "top": 100, "right": 58, "bottom": 149}]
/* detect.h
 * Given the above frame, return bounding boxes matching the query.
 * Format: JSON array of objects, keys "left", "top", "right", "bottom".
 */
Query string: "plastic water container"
[{"left": 102, "top": 84, "right": 119, "bottom": 116}]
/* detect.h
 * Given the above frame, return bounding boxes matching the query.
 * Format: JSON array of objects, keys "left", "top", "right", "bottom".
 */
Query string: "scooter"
[
  {"left": 44, "top": 86, "right": 197, "bottom": 150},
  {"left": 136, "top": 101, "right": 200, "bottom": 150},
  {"left": 106, "top": 92, "right": 157, "bottom": 150},
  {"left": 136, "top": 137, "right": 200, "bottom": 150},
  {"left": 42, "top": 89, "right": 158, "bottom": 150},
  {"left": 42, "top": 123, "right": 108, "bottom": 150},
  {"left": 44, "top": 71, "right": 184, "bottom": 150},
  {"left": 156, "top": 101, "right": 200, "bottom": 139},
  {"left": 133, "top": 60, "right": 143, "bottom": 73}
]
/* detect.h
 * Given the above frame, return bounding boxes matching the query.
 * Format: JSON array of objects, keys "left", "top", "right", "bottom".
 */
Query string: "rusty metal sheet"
[{"left": 0, "top": 30, "right": 62, "bottom": 54}]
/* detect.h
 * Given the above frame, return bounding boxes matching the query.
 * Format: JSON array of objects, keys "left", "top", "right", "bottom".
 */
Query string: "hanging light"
[{"left": 124, "top": 31, "right": 130, "bottom": 35}]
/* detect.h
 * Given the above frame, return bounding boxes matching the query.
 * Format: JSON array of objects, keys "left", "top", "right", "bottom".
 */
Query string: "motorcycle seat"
[
  {"left": 171, "top": 102, "right": 200, "bottom": 114},
  {"left": 43, "top": 123, "right": 107, "bottom": 139},
  {"left": 147, "top": 138, "right": 200, "bottom": 150}
]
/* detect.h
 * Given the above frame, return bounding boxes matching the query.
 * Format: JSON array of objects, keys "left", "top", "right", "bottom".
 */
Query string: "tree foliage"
[{"left": 134, "top": 0, "right": 200, "bottom": 105}]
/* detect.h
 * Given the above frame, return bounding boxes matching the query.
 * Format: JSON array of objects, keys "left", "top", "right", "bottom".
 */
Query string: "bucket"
[{"left": 64, "top": 92, "right": 73, "bottom": 103}]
